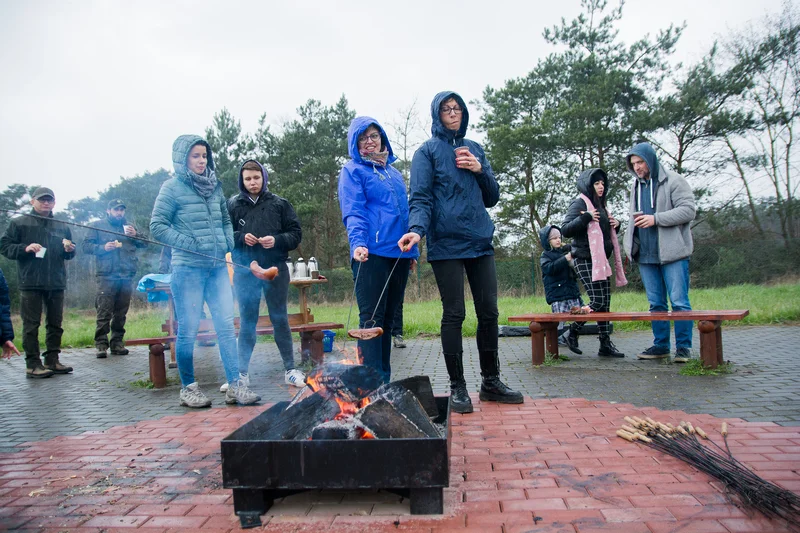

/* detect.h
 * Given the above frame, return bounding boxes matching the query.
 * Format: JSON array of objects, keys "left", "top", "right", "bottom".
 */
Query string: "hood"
[
  {"left": 430, "top": 91, "right": 469, "bottom": 141},
  {"left": 172, "top": 134, "right": 215, "bottom": 179},
  {"left": 238, "top": 160, "right": 269, "bottom": 196},
  {"left": 576, "top": 168, "right": 608, "bottom": 197},
  {"left": 626, "top": 142, "right": 659, "bottom": 181},
  {"left": 539, "top": 224, "right": 561, "bottom": 251},
  {"left": 346, "top": 116, "right": 396, "bottom": 165}
]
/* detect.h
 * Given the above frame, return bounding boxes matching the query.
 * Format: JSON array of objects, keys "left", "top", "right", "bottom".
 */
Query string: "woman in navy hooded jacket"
[
  {"left": 338, "top": 117, "right": 418, "bottom": 384},
  {"left": 398, "top": 92, "right": 523, "bottom": 414}
]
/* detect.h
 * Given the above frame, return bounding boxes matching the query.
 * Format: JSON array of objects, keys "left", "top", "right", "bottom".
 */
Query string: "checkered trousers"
[
  {"left": 551, "top": 297, "right": 584, "bottom": 331},
  {"left": 574, "top": 257, "right": 611, "bottom": 335}
]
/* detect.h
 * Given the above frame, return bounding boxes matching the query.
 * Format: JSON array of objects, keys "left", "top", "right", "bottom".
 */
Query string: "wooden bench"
[
  {"left": 127, "top": 318, "right": 343, "bottom": 389},
  {"left": 507, "top": 310, "right": 749, "bottom": 368}
]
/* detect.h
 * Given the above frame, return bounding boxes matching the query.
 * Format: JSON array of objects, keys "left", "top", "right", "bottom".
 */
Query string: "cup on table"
[{"left": 35, "top": 247, "right": 47, "bottom": 259}]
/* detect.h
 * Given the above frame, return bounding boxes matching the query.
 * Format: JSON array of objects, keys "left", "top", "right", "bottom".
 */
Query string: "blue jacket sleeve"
[
  {"left": 338, "top": 166, "right": 369, "bottom": 257},
  {"left": 408, "top": 146, "right": 435, "bottom": 238},
  {"left": 149, "top": 183, "right": 196, "bottom": 251},
  {"left": 471, "top": 143, "right": 500, "bottom": 208},
  {"left": 220, "top": 194, "right": 235, "bottom": 252},
  {"left": 0, "top": 269, "right": 14, "bottom": 344}
]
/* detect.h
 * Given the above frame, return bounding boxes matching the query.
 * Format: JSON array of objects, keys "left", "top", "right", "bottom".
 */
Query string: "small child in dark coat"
[{"left": 539, "top": 225, "right": 585, "bottom": 355}]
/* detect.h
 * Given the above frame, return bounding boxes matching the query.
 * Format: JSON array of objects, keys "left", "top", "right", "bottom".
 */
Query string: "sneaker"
[
  {"left": 225, "top": 380, "right": 260, "bottom": 405},
  {"left": 393, "top": 335, "right": 407, "bottom": 348},
  {"left": 558, "top": 334, "right": 568, "bottom": 347},
  {"left": 179, "top": 382, "right": 212, "bottom": 408},
  {"left": 44, "top": 361, "right": 73, "bottom": 374},
  {"left": 196, "top": 339, "right": 216, "bottom": 347},
  {"left": 219, "top": 382, "right": 229, "bottom": 393},
  {"left": 96, "top": 349, "right": 107, "bottom": 359},
  {"left": 26, "top": 365, "right": 54, "bottom": 379},
  {"left": 110, "top": 348, "right": 129, "bottom": 355},
  {"left": 285, "top": 369, "right": 306, "bottom": 388},
  {"left": 637, "top": 345, "right": 671, "bottom": 360},
  {"left": 673, "top": 347, "right": 694, "bottom": 363}
]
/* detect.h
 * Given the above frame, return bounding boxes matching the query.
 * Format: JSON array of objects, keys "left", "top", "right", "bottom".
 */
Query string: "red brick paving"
[{"left": 0, "top": 396, "right": 798, "bottom": 532}]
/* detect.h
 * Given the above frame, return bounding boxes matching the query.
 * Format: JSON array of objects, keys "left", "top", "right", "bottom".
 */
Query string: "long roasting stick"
[{"left": 0, "top": 208, "right": 277, "bottom": 280}]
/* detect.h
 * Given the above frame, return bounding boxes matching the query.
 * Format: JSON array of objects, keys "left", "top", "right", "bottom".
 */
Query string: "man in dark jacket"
[
  {"left": 399, "top": 91, "right": 523, "bottom": 413},
  {"left": 0, "top": 187, "right": 75, "bottom": 378},
  {"left": 228, "top": 160, "right": 303, "bottom": 388},
  {"left": 82, "top": 199, "right": 147, "bottom": 358}
]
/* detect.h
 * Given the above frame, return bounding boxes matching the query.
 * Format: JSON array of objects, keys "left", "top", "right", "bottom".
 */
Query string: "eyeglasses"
[
  {"left": 37, "top": 197, "right": 55, "bottom": 204},
  {"left": 358, "top": 132, "right": 381, "bottom": 144},
  {"left": 440, "top": 106, "right": 463, "bottom": 115}
]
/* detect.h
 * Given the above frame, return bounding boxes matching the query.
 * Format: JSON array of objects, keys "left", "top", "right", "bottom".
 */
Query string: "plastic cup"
[
  {"left": 123, "top": 225, "right": 133, "bottom": 235},
  {"left": 35, "top": 247, "right": 46, "bottom": 258}
]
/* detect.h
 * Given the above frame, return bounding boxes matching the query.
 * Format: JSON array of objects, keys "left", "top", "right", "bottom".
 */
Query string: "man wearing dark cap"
[
  {"left": 0, "top": 187, "right": 76, "bottom": 378},
  {"left": 82, "top": 199, "right": 147, "bottom": 358}
]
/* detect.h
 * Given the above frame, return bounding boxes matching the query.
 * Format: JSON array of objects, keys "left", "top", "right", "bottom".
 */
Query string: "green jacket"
[{"left": 81, "top": 215, "right": 147, "bottom": 278}]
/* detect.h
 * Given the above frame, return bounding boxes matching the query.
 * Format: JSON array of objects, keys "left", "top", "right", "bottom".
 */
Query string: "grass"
[
  {"left": 678, "top": 359, "right": 735, "bottom": 376},
  {"left": 130, "top": 376, "right": 180, "bottom": 389},
  {"left": 9, "top": 282, "right": 800, "bottom": 350}
]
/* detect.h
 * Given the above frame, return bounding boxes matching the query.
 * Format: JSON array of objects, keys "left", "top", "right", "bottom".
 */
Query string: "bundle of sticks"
[{"left": 617, "top": 416, "right": 800, "bottom": 527}]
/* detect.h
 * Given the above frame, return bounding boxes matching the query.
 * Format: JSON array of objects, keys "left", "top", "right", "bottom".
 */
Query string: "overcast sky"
[{"left": 0, "top": 0, "right": 784, "bottom": 209}]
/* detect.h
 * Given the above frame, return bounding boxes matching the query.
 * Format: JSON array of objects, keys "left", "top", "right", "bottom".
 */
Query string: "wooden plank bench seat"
[
  {"left": 507, "top": 310, "right": 749, "bottom": 368},
  {"left": 127, "top": 319, "right": 344, "bottom": 388}
]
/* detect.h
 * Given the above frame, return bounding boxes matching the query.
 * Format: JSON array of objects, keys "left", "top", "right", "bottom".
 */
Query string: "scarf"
[
  {"left": 360, "top": 149, "right": 389, "bottom": 167},
  {"left": 580, "top": 193, "right": 628, "bottom": 287},
  {"left": 187, "top": 168, "right": 218, "bottom": 199}
]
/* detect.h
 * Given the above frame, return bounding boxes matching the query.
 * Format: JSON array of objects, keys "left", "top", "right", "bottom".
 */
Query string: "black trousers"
[
  {"left": 431, "top": 255, "right": 499, "bottom": 355},
  {"left": 94, "top": 277, "right": 134, "bottom": 350},
  {"left": 20, "top": 289, "right": 65, "bottom": 369}
]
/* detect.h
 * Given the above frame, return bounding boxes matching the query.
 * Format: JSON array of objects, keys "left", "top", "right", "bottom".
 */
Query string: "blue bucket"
[{"left": 322, "top": 330, "right": 336, "bottom": 352}]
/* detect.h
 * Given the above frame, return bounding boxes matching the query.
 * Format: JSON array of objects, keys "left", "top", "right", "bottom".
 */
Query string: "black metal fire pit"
[{"left": 221, "top": 396, "right": 451, "bottom": 528}]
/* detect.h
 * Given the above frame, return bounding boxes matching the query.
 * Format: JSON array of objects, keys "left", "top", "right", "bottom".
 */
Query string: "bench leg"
[
  {"left": 698, "top": 320, "right": 721, "bottom": 369},
  {"left": 148, "top": 344, "right": 167, "bottom": 389},
  {"left": 544, "top": 322, "right": 560, "bottom": 359},
  {"left": 529, "top": 322, "right": 546, "bottom": 366},
  {"left": 300, "top": 330, "right": 325, "bottom": 367}
]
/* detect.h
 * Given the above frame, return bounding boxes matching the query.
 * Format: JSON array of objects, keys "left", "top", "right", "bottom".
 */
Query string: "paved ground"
[
  {"left": 1, "top": 325, "right": 798, "bottom": 454},
  {"left": 1, "top": 398, "right": 797, "bottom": 532}
]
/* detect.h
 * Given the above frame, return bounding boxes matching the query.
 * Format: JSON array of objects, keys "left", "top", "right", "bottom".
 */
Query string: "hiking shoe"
[
  {"left": 219, "top": 382, "right": 229, "bottom": 393},
  {"left": 673, "top": 347, "right": 694, "bottom": 363},
  {"left": 565, "top": 329, "right": 582, "bottom": 355},
  {"left": 226, "top": 380, "right": 260, "bottom": 405},
  {"left": 637, "top": 345, "right": 670, "bottom": 360},
  {"left": 96, "top": 349, "right": 107, "bottom": 359},
  {"left": 598, "top": 336, "right": 625, "bottom": 358},
  {"left": 285, "top": 369, "right": 306, "bottom": 388},
  {"left": 179, "top": 382, "right": 212, "bottom": 408},
  {"left": 110, "top": 348, "right": 129, "bottom": 356},
  {"left": 393, "top": 335, "right": 407, "bottom": 348},
  {"left": 26, "top": 365, "right": 54, "bottom": 379},
  {"left": 44, "top": 362, "right": 73, "bottom": 374},
  {"left": 479, "top": 376, "right": 524, "bottom": 404}
]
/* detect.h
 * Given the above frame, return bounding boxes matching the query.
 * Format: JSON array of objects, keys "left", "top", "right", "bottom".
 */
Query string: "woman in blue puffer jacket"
[
  {"left": 338, "top": 117, "right": 419, "bottom": 384},
  {"left": 151, "top": 134, "right": 258, "bottom": 408},
  {"left": 399, "top": 91, "right": 523, "bottom": 413}
]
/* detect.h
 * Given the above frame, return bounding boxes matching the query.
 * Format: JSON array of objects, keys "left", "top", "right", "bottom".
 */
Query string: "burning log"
[
  {"left": 261, "top": 390, "right": 341, "bottom": 441},
  {"left": 357, "top": 387, "right": 441, "bottom": 439},
  {"left": 391, "top": 376, "right": 438, "bottom": 418},
  {"left": 305, "top": 363, "right": 383, "bottom": 402},
  {"left": 310, "top": 419, "right": 360, "bottom": 440}
]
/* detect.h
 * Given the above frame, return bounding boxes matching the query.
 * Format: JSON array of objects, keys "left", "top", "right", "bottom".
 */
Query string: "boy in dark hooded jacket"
[
  {"left": 228, "top": 160, "right": 304, "bottom": 388},
  {"left": 539, "top": 224, "right": 583, "bottom": 355}
]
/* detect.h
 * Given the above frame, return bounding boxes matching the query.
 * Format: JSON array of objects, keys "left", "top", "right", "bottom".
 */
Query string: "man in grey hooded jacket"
[{"left": 624, "top": 142, "right": 696, "bottom": 362}]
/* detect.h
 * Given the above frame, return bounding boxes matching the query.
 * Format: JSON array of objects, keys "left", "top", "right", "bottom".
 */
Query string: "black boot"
[
  {"left": 478, "top": 351, "right": 524, "bottom": 404},
  {"left": 598, "top": 335, "right": 624, "bottom": 358},
  {"left": 443, "top": 352, "right": 473, "bottom": 414},
  {"left": 565, "top": 325, "right": 582, "bottom": 355}
]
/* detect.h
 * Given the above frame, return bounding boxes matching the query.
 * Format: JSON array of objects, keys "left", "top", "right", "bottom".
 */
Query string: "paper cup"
[
  {"left": 123, "top": 225, "right": 133, "bottom": 234},
  {"left": 35, "top": 247, "right": 46, "bottom": 258}
]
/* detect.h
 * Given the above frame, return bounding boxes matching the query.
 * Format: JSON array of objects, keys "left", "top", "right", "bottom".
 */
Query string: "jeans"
[
  {"left": 391, "top": 301, "right": 404, "bottom": 337},
  {"left": 352, "top": 255, "right": 410, "bottom": 384},
  {"left": 234, "top": 264, "right": 294, "bottom": 373},
  {"left": 430, "top": 255, "right": 499, "bottom": 355},
  {"left": 171, "top": 266, "right": 239, "bottom": 387},
  {"left": 94, "top": 277, "right": 133, "bottom": 350},
  {"left": 20, "top": 290, "right": 64, "bottom": 368},
  {"left": 638, "top": 259, "right": 693, "bottom": 349}
]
